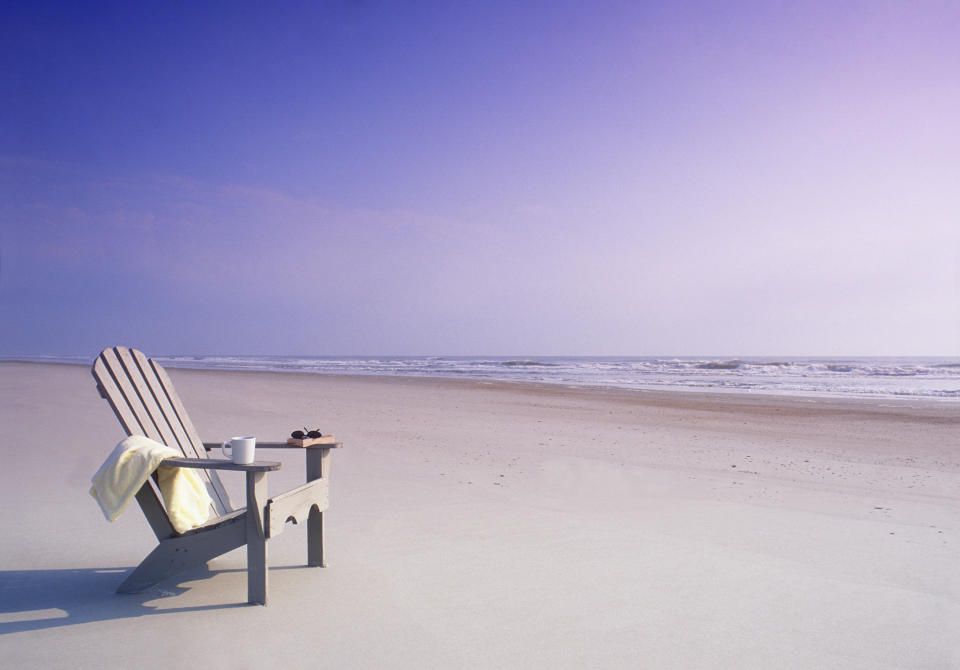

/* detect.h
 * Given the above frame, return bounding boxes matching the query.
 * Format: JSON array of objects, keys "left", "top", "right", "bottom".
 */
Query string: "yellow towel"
[
  {"left": 156, "top": 461, "right": 213, "bottom": 533},
  {"left": 90, "top": 435, "right": 213, "bottom": 533}
]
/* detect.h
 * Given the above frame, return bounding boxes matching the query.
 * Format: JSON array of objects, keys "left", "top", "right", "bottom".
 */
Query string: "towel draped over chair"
[{"left": 91, "top": 435, "right": 213, "bottom": 533}]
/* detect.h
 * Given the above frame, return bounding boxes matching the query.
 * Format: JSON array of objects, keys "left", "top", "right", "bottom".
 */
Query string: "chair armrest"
[
  {"left": 203, "top": 442, "right": 343, "bottom": 451},
  {"left": 258, "top": 441, "right": 344, "bottom": 450},
  {"left": 163, "top": 457, "right": 281, "bottom": 472}
]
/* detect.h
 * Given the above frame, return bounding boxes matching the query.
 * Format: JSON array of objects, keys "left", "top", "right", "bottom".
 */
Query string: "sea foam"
[{"left": 148, "top": 355, "right": 960, "bottom": 400}]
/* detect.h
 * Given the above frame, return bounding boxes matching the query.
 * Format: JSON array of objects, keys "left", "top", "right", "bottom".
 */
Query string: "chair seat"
[{"left": 180, "top": 508, "right": 246, "bottom": 536}]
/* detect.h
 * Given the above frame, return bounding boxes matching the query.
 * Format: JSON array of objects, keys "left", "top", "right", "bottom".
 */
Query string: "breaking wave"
[{"left": 501, "top": 360, "right": 558, "bottom": 367}]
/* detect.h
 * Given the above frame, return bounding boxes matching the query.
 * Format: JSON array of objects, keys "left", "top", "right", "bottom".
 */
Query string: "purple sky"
[{"left": 2, "top": 1, "right": 958, "bottom": 357}]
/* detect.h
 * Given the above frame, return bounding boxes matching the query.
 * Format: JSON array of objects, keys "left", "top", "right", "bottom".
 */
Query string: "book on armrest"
[{"left": 286, "top": 435, "right": 337, "bottom": 447}]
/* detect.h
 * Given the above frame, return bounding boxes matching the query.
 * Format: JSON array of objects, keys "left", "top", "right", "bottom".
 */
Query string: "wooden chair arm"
[
  {"left": 203, "top": 442, "right": 343, "bottom": 451},
  {"left": 259, "top": 442, "right": 344, "bottom": 450},
  {"left": 163, "top": 457, "right": 281, "bottom": 472}
]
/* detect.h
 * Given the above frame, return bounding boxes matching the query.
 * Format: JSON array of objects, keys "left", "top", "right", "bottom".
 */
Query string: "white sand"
[{"left": 1, "top": 362, "right": 957, "bottom": 669}]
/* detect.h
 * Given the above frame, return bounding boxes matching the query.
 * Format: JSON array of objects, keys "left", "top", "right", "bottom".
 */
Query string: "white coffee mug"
[{"left": 221, "top": 436, "right": 256, "bottom": 464}]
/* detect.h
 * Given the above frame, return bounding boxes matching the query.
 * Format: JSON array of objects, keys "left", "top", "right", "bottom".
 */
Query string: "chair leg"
[
  {"left": 246, "top": 470, "right": 269, "bottom": 605},
  {"left": 306, "top": 447, "right": 330, "bottom": 567},
  {"left": 117, "top": 515, "right": 246, "bottom": 594},
  {"left": 307, "top": 506, "right": 326, "bottom": 567}
]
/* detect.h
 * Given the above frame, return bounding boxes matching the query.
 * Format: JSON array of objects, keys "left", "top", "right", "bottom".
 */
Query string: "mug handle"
[{"left": 221, "top": 440, "right": 232, "bottom": 460}]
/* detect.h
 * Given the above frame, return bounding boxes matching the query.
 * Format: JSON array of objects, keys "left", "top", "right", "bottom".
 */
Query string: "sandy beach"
[{"left": 1, "top": 361, "right": 957, "bottom": 669}]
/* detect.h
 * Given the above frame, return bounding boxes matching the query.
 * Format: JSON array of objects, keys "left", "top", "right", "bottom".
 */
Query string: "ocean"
[
  {"left": 10, "top": 354, "right": 959, "bottom": 400},
  {"left": 140, "top": 355, "right": 960, "bottom": 400}
]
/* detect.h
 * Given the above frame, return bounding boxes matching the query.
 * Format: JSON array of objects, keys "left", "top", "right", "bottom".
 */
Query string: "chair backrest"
[{"left": 92, "top": 346, "right": 233, "bottom": 516}]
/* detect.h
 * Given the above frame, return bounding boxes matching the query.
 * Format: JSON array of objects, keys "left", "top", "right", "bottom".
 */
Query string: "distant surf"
[
  {"left": 8, "top": 354, "right": 958, "bottom": 400},
  {"left": 148, "top": 355, "right": 960, "bottom": 400}
]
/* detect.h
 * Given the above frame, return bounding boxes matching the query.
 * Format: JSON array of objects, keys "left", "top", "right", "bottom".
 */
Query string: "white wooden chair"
[{"left": 92, "top": 346, "right": 341, "bottom": 605}]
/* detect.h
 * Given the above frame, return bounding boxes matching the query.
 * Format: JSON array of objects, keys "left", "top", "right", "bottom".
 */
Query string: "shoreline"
[{"left": 3, "top": 359, "right": 956, "bottom": 411}]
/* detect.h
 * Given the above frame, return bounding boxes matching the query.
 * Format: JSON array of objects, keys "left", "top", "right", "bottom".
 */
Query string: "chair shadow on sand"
[{"left": 0, "top": 564, "right": 311, "bottom": 634}]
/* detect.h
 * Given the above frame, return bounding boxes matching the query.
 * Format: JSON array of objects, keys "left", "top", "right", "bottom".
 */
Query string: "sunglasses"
[{"left": 291, "top": 428, "right": 323, "bottom": 439}]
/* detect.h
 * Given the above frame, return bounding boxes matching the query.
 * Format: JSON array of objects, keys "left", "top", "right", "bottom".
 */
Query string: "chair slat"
[
  {"left": 149, "top": 359, "right": 209, "bottom": 459},
  {"left": 97, "top": 348, "right": 164, "bottom": 442},
  {"left": 129, "top": 348, "right": 197, "bottom": 458},
  {"left": 121, "top": 348, "right": 232, "bottom": 516},
  {"left": 93, "top": 355, "right": 146, "bottom": 436},
  {"left": 115, "top": 347, "right": 181, "bottom": 449},
  {"left": 147, "top": 357, "right": 232, "bottom": 515}
]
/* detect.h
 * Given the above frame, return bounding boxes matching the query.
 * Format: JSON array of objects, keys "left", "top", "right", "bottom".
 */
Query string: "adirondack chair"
[{"left": 92, "top": 346, "right": 341, "bottom": 605}]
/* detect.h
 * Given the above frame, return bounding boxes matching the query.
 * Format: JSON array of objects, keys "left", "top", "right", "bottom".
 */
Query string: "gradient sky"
[{"left": 2, "top": 1, "right": 958, "bottom": 357}]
